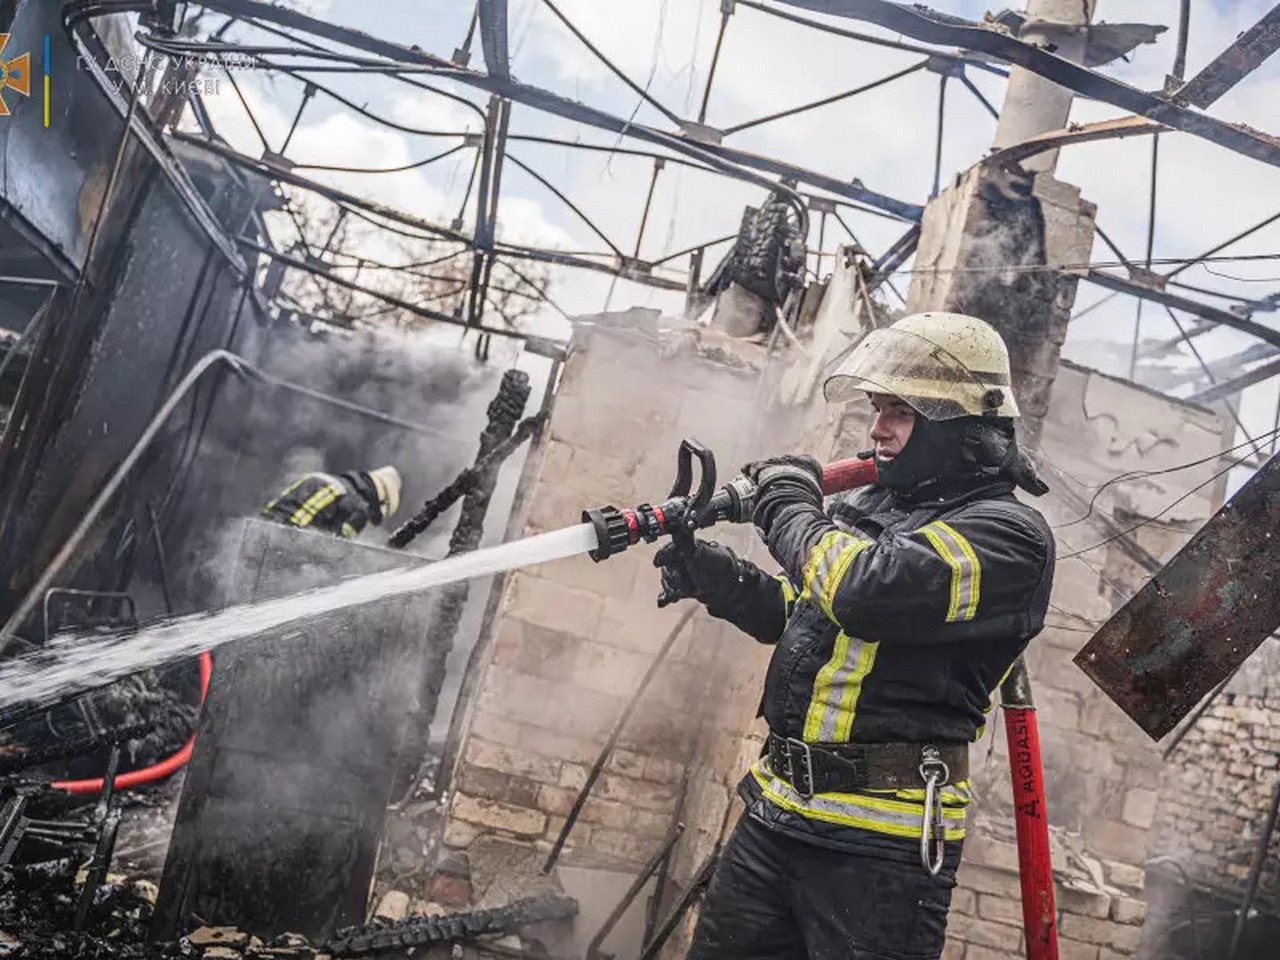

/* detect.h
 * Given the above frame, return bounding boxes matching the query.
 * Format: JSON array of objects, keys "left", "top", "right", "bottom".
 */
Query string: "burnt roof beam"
[
  {"left": 1190, "top": 355, "right": 1280, "bottom": 405},
  {"left": 477, "top": 0, "right": 510, "bottom": 80},
  {"left": 1085, "top": 269, "right": 1280, "bottom": 349},
  {"left": 185, "top": 0, "right": 923, "bottom": 221},
  {"left": 1174, "top": 4, "right": 1280, "bottom": 109},
  {"left": 774, "top": 1, "right": 1280, "bottom": 170}
]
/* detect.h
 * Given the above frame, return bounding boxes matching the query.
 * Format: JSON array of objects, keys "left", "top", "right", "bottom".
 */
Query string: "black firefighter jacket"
[
  {"left": 261, "top": 472, "right": 374, "bottom": 539},
  {"left": 705, "top": 478, "right": 1055, "bottom": 862}
]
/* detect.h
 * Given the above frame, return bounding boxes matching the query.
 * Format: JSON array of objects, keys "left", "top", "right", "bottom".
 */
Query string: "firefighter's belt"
[{"left": 765, "top": 733, "right": 968, "bottom": 797}]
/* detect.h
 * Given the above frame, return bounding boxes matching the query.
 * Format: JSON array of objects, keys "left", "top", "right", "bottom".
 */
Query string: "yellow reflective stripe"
[
  {"left": 891, "top": 780, "right": 972, "bottom": 805},
  {"left": 920, "top": 520, "right": 981, "bottom": 622},
  {"left": 263, "top": 475, "right": 312, "bottom": 514},
  {"left": 802, "top": 631, "right": 879, "bottom": 742},
  {"left": 777, "top": 575, "right": 798, "bottom": 618},
  {"left": 289, "top": 485, "right": 339, "bottom": 527},
  {"left": 801, "top": 529, "right": 873, "bottom": 620},
  {"left": 340, "top": 523, "right": 358, "bottom": 539},
  {"left": 752, "top": 763, "right": 966, "bottom": 841}
]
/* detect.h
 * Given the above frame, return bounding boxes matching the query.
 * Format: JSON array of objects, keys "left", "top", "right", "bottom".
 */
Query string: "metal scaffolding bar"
[
  {"left": 959, "top": 71, "right": 999, "bottom": 120},
  {"left": 931, "top": 72, "right": 948, "bottom": 198},
  {"left": 495, "top": 244, "right": 686, "bottom": 292},
  {"left": 699, "top": 5, "right": 732, "bottom": 124},
  {"left": 734, "top": 0, "right": 1007, "bottom": 76},
  {"left": 540, "top": 0, "right": 682, "bottom": 126},
  {"left": 1165, "top": 208, "right": 1280, "bottom": 280},
  {"left": 1171, "top": 0, "right": 1191, "bottom": 81},
  {"left": 1190, "top": 356, "right": 1280, "bottom": 406},
  {"left": 649, "top": 233, "right": 736, "bottom": 268},
  {"left": 633, "top": 158, "right": 664, "bottom": 259},
  {"left": 1129, "top": 135, "right": 1162, "bottom": 381},
  {"left": 508, "top": 155, "right": 626, "bottom": 260},
  {"left": 1162, "top": 307, "right": 1268, "bottom": 461}
]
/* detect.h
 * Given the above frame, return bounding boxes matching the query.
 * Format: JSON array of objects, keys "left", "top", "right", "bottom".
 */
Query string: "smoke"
[
  {"left": 156, "top": 325, "right": 544, "bottom": 610},
  {"left": 84, "top": 323, "right": 551, "bottom": 797}
]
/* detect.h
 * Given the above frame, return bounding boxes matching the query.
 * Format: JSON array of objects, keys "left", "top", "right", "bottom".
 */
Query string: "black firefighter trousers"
[{"left": 686, "top": 813, "right": 957, "bottom": 960}]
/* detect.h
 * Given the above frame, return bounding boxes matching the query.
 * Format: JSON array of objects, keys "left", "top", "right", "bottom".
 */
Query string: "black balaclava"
[{"left": 871, "top": 415, "right": 1048, "bottom": 502}]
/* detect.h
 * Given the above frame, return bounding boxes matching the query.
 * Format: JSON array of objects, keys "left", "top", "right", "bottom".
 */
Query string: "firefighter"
[
  {"left": 655, "top": 313, "right": 1055, "bottom": 960},
  {"left": 262, "top": 465, "right": 402, "bottom": 539}
]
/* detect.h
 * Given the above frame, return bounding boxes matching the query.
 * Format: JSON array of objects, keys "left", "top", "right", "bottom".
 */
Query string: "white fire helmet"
[
  {"left": 823, "top": 312, "right": 1020, "bottom": 420},
  {"left": 369, "top": 465, "right": 402, "bottom": 520}
]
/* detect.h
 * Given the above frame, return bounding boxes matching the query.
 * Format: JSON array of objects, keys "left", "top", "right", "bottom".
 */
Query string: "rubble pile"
[
  {"left": 0, "top": 858, "right": 173, "bottom": 959},
  {"left": 0, "top": 856, "right": 577, "bottom": 960}
]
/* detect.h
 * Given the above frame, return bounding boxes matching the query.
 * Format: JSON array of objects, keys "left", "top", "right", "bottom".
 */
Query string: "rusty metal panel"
[
  {"left": 152, "top": 519, "right": 435, "bottom": 941},
  {"left": 1074, "top": 454, "right": 1280, "bottom": 741}
]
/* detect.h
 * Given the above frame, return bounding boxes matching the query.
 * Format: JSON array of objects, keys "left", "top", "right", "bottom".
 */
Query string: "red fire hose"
[
  {"left": 1002, "top": 659, "right": 1059, "bottom": 959},
  {"left": 51, "top": 651, "right": 212, "bottom": 795}
]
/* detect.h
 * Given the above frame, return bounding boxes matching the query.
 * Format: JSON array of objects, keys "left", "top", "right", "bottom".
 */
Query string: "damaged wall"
[
  {"left": 429, "top": 305, "right": 1231, "bottom": 960},
  {"left": 1143, "top": 633, "right": 1280, "bottom": 958},
  {"left": 430, "top": 325, "right": 1228, "bottom": 960},
  {"left": 431, "top": 321, "right": 803, "bottom": 954}
]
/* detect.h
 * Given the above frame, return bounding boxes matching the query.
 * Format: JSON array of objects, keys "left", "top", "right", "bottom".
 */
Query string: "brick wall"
[
  {"left": 441, "top": 324, "right": 798, "bottom": 887},
  {"left": 1141, "top": 629, "right": 1280, "bottom": 957},
  {"left": 434, "top": 322, "right": 1229, "bottom": 959}
]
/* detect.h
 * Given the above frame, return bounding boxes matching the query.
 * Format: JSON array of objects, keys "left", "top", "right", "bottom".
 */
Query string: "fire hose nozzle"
[{"left": 583, "top": 506, "right": 633, "bottom": 562}]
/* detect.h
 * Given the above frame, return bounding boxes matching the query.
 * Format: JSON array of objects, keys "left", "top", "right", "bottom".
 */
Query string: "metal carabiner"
[{"left": 919, "top": 745, "right": 949, "bottom": 877}]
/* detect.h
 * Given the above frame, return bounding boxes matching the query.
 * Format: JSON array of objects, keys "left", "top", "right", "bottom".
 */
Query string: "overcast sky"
[{"left": 187, "top": 0, "right": 1280, "bottom": 457}]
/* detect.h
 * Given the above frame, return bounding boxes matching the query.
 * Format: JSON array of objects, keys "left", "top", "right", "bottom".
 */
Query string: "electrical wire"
[
  {"left": 893, "top": 252, "right": 1280, "bottom": 278},
  {"left": 1057, "top": 448, "right": 1264, "bottom": 560},
  {"left": 293, "top": 142, "right": 468, "bottom": 174},
  {"left": 1202, "top": 263, "right": 1280, "bottom": 283},
  {"left": 1051, "top": 425, "right": 1280, "bottom": 532}
]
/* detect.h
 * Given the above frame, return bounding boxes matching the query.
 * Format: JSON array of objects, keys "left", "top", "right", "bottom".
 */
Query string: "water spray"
[{"left": 0, "top": 439, "right": 875, "bottom": 720}]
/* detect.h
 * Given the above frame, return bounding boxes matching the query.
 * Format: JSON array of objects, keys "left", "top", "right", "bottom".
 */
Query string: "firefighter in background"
[
  {"left": 262, "top": 465, "right": 402, "bottom": 539},
  {"left": 654, "top": 314, "right": 1056, "bottom": 960}
]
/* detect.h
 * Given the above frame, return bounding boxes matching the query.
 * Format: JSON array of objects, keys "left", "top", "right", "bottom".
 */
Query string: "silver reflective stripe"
[
  {"left": 802, "top": 529, "right": 872, "bottom": 619},
  {"left": 752, "top": 763, "right": 967, "bottom": 840},
  {"left": 805, "top": 633, "right": 874, "bottom": 742}
]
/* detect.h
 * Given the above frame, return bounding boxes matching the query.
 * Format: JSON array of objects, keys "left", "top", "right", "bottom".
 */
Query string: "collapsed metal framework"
[{"left": 60, "top": 1, "right": 1280, "bottom": 429}]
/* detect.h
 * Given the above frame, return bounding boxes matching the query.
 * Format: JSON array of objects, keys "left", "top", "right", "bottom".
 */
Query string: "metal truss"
[{"left": 63, "top": 0, "right": 1280, "bottom": 404}]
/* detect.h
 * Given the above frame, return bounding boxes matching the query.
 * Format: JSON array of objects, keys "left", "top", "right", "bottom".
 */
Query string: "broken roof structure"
[{"left": 1, "top": 0, "right": 1280, "bottom": 958}]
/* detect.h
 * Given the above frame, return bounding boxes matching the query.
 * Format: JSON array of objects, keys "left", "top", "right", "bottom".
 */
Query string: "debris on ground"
[{"left": 0, "top": 849, "right": 577, "bottom": 960}]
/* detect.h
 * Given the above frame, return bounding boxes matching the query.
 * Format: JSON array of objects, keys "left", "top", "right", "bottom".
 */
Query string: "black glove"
[
  {"left": 653, "top": 539, "right": 743, "bottom": 608},
  {"left": 741, "top": 454, "right": 824, "bottom": 538}
]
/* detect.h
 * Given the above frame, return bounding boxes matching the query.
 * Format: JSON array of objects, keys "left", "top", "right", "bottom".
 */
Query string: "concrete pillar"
[
  {"left": 906, "top": 0, "right": 1098, "bottom": 449},
  {"left": 992, "top": 0, "right": 1097, "bottom": 174}
]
